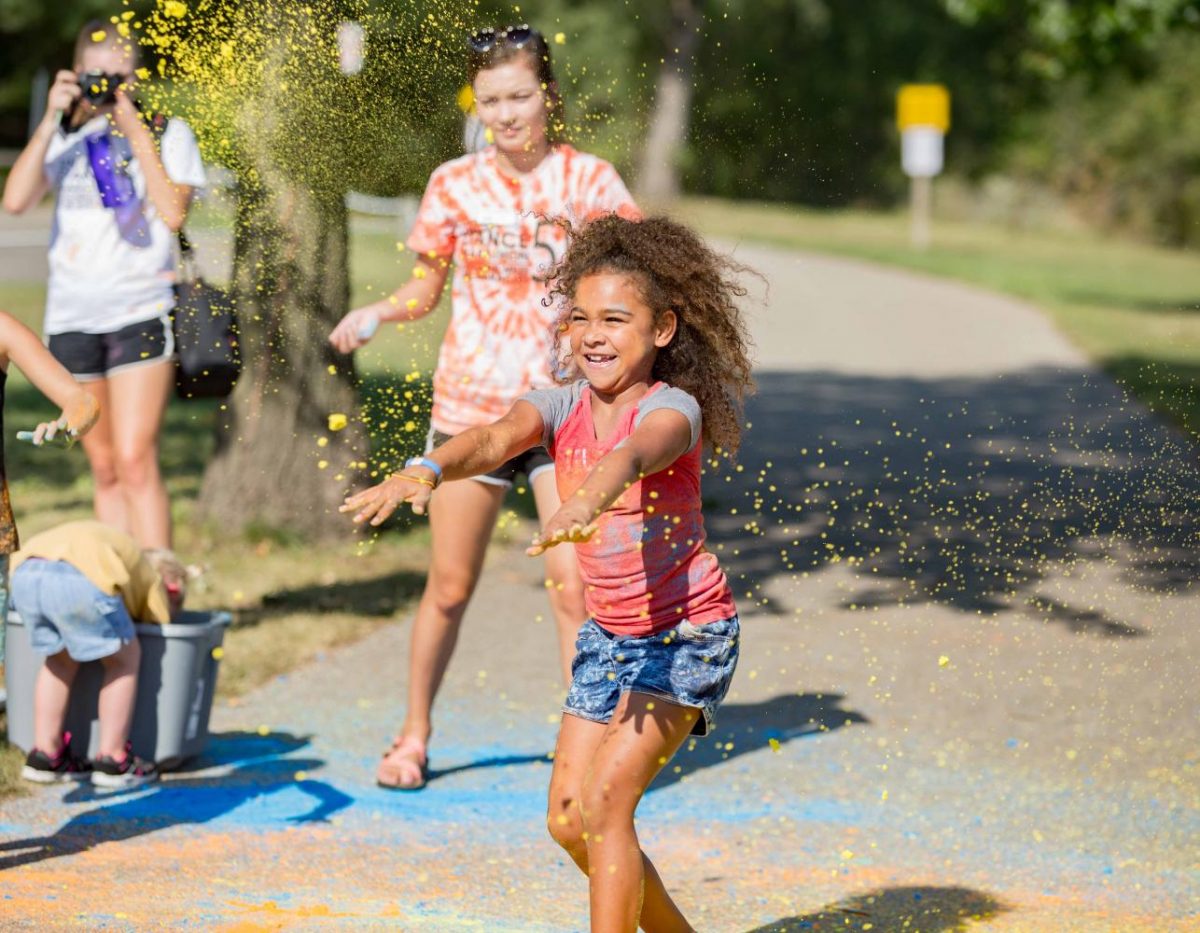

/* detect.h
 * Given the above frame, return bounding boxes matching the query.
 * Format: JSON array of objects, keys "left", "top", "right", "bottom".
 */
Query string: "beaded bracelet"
[{"left": 391, "top": 472, "right": 436, "bottom": 490}]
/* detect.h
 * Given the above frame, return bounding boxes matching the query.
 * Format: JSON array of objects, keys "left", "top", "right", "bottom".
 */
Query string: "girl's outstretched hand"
[
  {"left": 340, "top": 473, "right": 434, "bottom": 526},
  {"left": 528, "top": 505, "right": 598, "bottom": 556}
]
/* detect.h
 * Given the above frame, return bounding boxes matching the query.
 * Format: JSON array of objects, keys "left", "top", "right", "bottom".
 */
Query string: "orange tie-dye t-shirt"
[{"left": 407, "top": 144, "right": 639, "bottom": 435}]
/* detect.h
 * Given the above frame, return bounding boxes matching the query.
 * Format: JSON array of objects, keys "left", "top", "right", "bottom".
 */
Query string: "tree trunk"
[
  {"left": 196, "top": 174, "right": 366, "bottom": 538},
  {"left": 637, "top": 0, "right": 704, "bottom": 204}
]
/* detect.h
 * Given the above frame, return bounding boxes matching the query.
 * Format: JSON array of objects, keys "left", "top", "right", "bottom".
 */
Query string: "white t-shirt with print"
[{"left": 42, "top": 116, "right": 206, "bottom": 335}]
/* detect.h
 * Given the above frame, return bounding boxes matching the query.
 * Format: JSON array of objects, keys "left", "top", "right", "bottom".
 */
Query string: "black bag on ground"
[{"left": 173, "top": 232, "right": 240, "bottom": 400}]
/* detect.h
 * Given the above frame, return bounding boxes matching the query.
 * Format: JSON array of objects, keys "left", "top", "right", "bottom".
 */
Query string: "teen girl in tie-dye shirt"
[{"left": 329, "top": 26, "right": 637, "bottom": 790}]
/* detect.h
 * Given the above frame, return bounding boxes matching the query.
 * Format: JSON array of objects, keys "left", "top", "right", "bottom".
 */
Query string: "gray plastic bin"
[{"left": 4, "top": 609, "right": 231, "bottom": 769}]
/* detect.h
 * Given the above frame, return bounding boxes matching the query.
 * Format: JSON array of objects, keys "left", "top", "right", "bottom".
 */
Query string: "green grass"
[{"left": 676, "top": 196, "right": 1200, "bottom": 439}]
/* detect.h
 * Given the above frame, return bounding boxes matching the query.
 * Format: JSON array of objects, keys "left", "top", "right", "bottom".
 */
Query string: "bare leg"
[
  {"left": 547, "top": 712, "right": 607, "bottom": 872},
  {"left": 582, "top": 693, "right": 699, "bottom": 933},
  {"left": 549, "top": 701, "right": 697, "bottom": 933},
  {"left": 32, "top": 652, "right": 80, "bottom": 755},
  {"left": 96, "top": 639, "right": 141, "bottom": 759},
  {"left": 76, "top": 379, "right": 126, "bottom": 532},
  {"left": 376, "top": 479, "right": 505, "bottom": 787},
  {"left": 107, "top": 360, "right": 173, "bottom": 548},
  {"left": 531, "top": 469, "right": 587, "bottom": 685}
]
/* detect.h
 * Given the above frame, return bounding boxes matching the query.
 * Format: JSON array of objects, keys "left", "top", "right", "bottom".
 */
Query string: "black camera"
[{"left": 77, "top": 69, "right": 125, "bottom": 106}]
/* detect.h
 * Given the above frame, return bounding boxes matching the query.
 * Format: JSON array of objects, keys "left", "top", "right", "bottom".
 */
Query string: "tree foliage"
[
  {"left": 947, "top": 0, "right": 1200, "bottom": 74},
  {"left": 1011, "top": 29, "right": 1200, "bottom": 246},
  {"left": 685, "top": 0, "right": 1039, "bottom": 205}
]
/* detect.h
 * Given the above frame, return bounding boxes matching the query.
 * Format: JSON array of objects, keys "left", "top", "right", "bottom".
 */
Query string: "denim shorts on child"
[
  {"left": 564, "top": 615, "right": 740, "bottom": 737},
  {"left": 10, "top": 559, "right": 135, "bottom": 662}
]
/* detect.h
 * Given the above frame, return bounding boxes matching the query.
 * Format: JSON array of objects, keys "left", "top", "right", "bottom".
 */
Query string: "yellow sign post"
[{"left": 897, "top": 84, "right": 950, "bottom": 250}]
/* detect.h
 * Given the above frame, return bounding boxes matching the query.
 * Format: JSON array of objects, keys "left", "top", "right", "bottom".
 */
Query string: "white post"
[{"left": 910, "top": 174, "right": 932, "bottom": 251}]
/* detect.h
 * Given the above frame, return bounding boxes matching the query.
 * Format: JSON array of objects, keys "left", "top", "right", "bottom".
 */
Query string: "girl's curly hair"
[{"left": 547, "top": 214, "right": 756, "bottom": 455}]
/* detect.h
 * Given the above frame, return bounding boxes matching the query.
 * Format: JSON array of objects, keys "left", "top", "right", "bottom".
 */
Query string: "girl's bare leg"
[
  {"left": 106, "top": 359, "right": 173, "bottom": 548},
  {"left": 531, "top": 469, "right": 586, "bottom": 685},
  {"left": 550, "top": 697, "right": 698, "bottom": 932},
  {"left": 547, "top": 712, "right": 607, "bottom": 871},
  {"left": 381, "top": 478, "right": 505, "bottom": 786},
  {"left": 76, "top": 378, "right": 126, "bottom": 532}
]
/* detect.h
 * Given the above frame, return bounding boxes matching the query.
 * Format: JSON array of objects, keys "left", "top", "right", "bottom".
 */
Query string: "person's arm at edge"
[
  {"left": 527, "top": 408, "right": 692, "bottom": 556},
  {"left": 341, "top": 399, "right": 545, "bottom": 526},
  {"left": 0, "top": 313, "right": 99, "bottom": 439}
]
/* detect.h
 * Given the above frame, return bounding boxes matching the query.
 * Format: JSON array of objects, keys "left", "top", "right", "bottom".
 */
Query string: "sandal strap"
[{"left": 383, "top": 736, "right": 427, "bottom": 763}]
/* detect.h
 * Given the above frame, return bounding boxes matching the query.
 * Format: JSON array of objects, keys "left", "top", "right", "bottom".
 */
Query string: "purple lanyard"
[{"left": 85, "top": 132, "right": 137, "bottom": 209}]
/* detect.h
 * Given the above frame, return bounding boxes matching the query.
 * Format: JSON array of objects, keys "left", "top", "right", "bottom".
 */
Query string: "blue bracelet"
[{"left": 404, "top": 456, "right": 443, "bottom": 487}]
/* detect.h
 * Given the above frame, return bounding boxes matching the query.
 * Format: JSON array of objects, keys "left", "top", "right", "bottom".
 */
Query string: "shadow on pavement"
[
  {"left": 427, "top": 752, "right": 552, "bottom": 783},
  {"left": 651, "top": 692, "right": 868, "bottom": 791},
  {"left": 710, "top": 368, "right": 1200, "bottom": 633},
  {"left": 257, "top": 569, "right": 427, "bottom": 621},
  {"left": 747, "top": 884, "right": 1008, "bottom": 932},
  {"left": 0, "top": 730, "right": 350, "bottom": 872}
]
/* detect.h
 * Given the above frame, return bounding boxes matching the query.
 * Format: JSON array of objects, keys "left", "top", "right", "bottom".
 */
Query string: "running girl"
[
  {"left": 343, "top": 214, "right": 755, "bottom": 931},
  {"left": 329, "top": 25, "right": 639, "bottom": 790}
]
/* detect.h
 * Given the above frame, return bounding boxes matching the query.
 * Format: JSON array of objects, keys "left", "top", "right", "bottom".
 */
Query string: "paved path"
[{"left": 1, "top": 228, "right": 1198, "bottom": 930}]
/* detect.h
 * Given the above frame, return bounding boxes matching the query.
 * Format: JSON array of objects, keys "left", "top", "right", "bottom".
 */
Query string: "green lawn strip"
[{"left": 676, "top": 197, "right": 1200, "bottom": 440}]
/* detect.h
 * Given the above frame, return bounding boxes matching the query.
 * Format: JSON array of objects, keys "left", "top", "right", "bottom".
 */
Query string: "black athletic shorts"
[
  {"left": 428, "top": 429, "right": 554, "bottom": 489},
  {"left": 46, "top": 314, "right": 174, "bottom": 381}
]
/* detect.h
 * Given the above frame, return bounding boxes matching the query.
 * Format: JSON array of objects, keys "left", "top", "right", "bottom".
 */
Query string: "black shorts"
[
  {"left": 47, "top": 314, "right": 174, "bottom": 381},
  {"left": 428, "top": 429, "right": 554, "bottom": 489}
]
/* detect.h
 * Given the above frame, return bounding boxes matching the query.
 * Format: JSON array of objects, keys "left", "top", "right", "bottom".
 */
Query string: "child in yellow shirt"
[{"left": 10, "top": 520, "right": 186, "bottom": 788}]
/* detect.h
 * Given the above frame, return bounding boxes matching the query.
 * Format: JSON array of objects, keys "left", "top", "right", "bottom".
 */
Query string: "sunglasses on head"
[{"left": 467, "top": 24, "right": 539, "bottom": 54}]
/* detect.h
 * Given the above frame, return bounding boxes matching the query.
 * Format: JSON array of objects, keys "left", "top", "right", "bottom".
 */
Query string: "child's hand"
[
  {"left": 29, "top": 417, "right": 72, "bottom": 447},
  {"left": 528, "top": 504, "right": 598, "bottom": 556},
  {"left": 61, "top": 391, "right": 100, "bottom": 438},
  {"left": 340, "top": 472, "right": 434, "bottom": 526},
  {"left": 329, "top": 308, "right": 380, "bottom": 354}
]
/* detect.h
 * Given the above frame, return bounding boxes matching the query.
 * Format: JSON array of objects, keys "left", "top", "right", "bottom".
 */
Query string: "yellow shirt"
[{"left": 10, "top": 520, "right": 171, "bottom": 624}]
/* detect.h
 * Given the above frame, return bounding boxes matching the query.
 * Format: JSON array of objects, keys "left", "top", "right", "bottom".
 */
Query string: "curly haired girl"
[{"left": 343, "top": 214, "right": 754, "bottom": 931}]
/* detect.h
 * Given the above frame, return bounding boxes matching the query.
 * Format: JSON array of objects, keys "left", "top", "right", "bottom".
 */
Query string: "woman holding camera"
[{"left": 1, "top": 20, "right": 205, "bottom": 549}]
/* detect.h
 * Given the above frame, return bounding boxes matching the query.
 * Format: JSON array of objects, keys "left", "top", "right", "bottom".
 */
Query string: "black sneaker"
[
  {"left": 91, "top": 743, "right": 159, "bottom": 789},
  {"left": 21, "top": 732, "right": 91, "bottom": 784}
]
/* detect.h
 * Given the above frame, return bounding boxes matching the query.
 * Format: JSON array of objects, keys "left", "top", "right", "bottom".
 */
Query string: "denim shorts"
[
  {"left": 10, "top": 559, "right": 135, "bottom": 661},
  {"left": 563, "top": 615, "right": 740, "bottom": 737}
]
